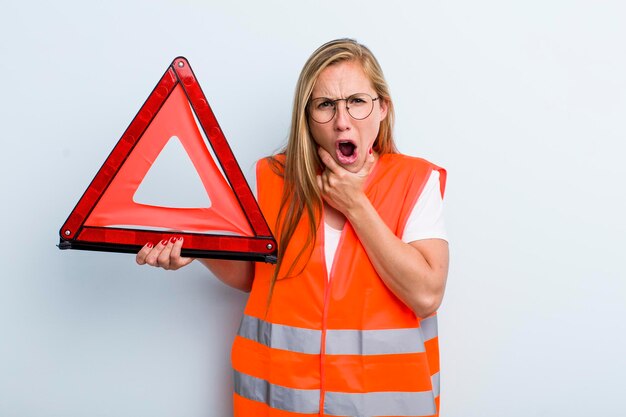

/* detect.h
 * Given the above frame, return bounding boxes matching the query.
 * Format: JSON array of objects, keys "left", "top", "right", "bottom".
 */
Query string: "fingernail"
[
  {"left": 161, "top": 239, "right": 168, "bottom": 245},
  {"left": 170, "top": 237, "right": 177, "bottom": 243},
  {"left": 369, "top": 148, "right": 373, "bottom": 155},
  {"left": 178, "top": 237, "right": 184, "bottom": 242},
  {"left": 146, "top": 242, "right": 153, "bottom": 248}
]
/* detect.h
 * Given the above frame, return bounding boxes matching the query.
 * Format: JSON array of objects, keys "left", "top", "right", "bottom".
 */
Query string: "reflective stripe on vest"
[
  {"left": 237, "top": 314, "right": 321, "bottom": 354},
  {"left": 324, "top": 390, "right": 436, "bottom": 416},
  {"left": 432, "top": 371, "right": 440, "bottom": 398},
  {"left": 234, "top": 370, "right": 439, "bottom": 416},
  {"left": 238, "top": 314, "right": 438, "bottom": 355},
  {"left": 234, "top": 370, "right": 320, "bottom": 414}
]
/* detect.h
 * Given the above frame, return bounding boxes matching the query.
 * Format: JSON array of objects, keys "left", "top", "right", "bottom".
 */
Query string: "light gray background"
[{"left": 1, "top": 1, "right": 625, "bottom": 416}]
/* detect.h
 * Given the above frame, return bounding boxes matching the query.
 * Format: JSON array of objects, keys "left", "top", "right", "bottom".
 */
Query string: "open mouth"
[{"left": 336, "top": 141, "right": 358, "bottom": 165}]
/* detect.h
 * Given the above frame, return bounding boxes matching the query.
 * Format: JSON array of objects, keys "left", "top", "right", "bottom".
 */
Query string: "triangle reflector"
[{"left": 59, "top": 57, "right": 277, "bottom": 263}]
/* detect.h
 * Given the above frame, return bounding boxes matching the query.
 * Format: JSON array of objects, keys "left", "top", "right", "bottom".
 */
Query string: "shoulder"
[
  {"left": 377, "top": 153, "right": 447, "bottom": 196},
  {"left": 378, "top": 153, "right": 445, "bottom": 175},
  {"left": 256, "top": 154, "right": 286, "bottom": 177}
]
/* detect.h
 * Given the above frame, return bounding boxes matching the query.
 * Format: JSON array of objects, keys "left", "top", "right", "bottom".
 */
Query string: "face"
[{"left": 308, "top": 60, "right": 388, "bottom": 173}]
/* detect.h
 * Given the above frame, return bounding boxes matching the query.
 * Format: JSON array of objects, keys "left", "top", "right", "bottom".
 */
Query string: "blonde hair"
[{"left": 267, "top": 38, "right": 397, "bottom": 304}]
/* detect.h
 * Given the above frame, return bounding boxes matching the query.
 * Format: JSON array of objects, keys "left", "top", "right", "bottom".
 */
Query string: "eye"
[
  {"left": 316, "top": 99, "right": 335, "bottom": 110},
  {"left": 348, "top": 95, "right": 368, "bottom": 106}
]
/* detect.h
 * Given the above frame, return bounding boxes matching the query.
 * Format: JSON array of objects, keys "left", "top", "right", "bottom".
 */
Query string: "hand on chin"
[{"left": 316, "top": 146, "right": 377, "bottom": 215}]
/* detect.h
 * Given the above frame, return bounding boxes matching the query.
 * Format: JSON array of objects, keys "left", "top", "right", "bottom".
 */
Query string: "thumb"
[
  {"left": 316, "top": 174, "right": 324, "bottom": 193},
  {"left": 170, "top": 237, "right": 195, "bottom": 268}
]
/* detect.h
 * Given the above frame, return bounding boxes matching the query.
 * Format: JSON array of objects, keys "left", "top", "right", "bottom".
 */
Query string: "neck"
[{"left": 323, "top": 203, "right": 346, "bottom": 230}]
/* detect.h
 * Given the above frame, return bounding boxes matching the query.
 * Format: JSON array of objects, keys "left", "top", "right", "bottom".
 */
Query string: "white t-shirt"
[{"left": 324, "top": 170, "right": 446, "bottom": 273}]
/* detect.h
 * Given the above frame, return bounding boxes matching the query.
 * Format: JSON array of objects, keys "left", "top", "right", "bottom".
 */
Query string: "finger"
[
  {"left": 170, "top": 237, "right": 194, "bottom": 270},
  {"left": 317, "top": 174, "right": 334, "bottom": 206},
  {"left": 170, "top": 237, "right": 184, "bottom": 259},
  {"left": 145, "top": 238, "right": 168, "bottom": 267},
  {"left": 316, "top": 174, "right": 323, "bottom": 192},
  {"left": 157, "top": 238, "right": 176, "bottom": 269},
  {"left": 324, "top": 170, "right": 334, "bottom": 189},
  {"left": 136, "top": 242, "right": 154, "bottom": 265},
  {"left": 317, "top": 146, "right": 342, "bottom": 174}
]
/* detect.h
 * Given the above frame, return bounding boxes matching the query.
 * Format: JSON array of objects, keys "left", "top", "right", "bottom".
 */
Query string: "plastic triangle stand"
[{"left": 59, "top": 57, "right": 277, "bottom": 263}]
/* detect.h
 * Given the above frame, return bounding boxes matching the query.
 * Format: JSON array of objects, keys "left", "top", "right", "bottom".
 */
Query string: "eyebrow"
[{"left": 310, "top": 93, "right": 361, "bottom": 100}]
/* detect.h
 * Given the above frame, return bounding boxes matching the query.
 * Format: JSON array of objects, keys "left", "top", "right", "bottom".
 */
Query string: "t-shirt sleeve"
[{"left": 401, "top": 170, "right": 448, "bottom": 243}]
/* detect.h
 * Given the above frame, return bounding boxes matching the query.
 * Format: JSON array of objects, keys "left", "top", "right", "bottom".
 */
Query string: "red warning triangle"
[{"left": 59, "top": 57, "right": 277, "bottom": 263}]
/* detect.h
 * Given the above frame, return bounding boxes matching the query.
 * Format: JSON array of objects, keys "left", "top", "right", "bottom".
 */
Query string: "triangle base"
[{"left": 58, "top": 239, "right": 277, "bottom": 263}]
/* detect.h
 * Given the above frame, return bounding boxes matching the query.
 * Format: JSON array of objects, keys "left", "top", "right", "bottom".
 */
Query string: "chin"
[{"left": 343, "top": 159, "right": 364, "bottom": 173}]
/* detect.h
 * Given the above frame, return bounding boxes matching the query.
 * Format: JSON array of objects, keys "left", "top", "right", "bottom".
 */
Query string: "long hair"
[{"left": 266, "top": 38, "right": 398, "bottom": 307}]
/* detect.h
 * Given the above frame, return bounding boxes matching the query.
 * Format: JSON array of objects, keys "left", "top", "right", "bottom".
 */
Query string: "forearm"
[
  {"left": 345, "top": 196, "right": 449, "bottom": 318},
  {"left": 198, "top": 259, "right": 254, "bottom": 292}
]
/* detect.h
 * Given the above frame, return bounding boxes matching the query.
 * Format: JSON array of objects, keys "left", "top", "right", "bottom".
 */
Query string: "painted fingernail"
[
  {"left": 161, "top": 239, "right": 168, "bottom": 245},
  {"left": 170, "top": 237, "right": 177, "bottom": 243},
  {"left": 369, "top": 148, "right": 373, "bottom": 155},
  {"left": 178, "top": 237, "right": 184, "bottom": 242},
  {"left": 146, "top": 242, "right": 153, "bottom": 248}
]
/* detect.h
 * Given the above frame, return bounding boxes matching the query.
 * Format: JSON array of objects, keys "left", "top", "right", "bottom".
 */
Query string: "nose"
[{"left": 333, "top": 100, "right": 352, "bottom": 130}]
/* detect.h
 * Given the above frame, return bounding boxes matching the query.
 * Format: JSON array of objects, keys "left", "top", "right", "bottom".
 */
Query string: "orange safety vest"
[{"left": 231, "top": 153, "right": 446, "bottom": 417}]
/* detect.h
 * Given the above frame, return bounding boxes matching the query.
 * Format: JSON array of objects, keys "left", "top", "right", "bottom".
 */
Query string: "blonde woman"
[{"left": 137, "top": 38, "right": 449, "bottom": 417}]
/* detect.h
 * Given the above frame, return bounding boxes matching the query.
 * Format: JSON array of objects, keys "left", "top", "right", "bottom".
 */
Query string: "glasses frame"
[{"left": 308, "top": 93, "right": 379, "bottom": 124}]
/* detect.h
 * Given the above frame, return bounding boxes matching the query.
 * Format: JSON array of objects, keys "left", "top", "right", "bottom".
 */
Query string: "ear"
[{"left": 378, "top": 98, "right": 389, "bottom": 122}]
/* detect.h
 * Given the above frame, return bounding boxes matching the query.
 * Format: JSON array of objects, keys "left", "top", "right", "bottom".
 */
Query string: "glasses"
[{"left": 308, "top": 93, "right": 379, "bottom": 124}]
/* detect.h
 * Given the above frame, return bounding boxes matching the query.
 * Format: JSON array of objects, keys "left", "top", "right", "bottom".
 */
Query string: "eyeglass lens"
[{"left": 309, "top": 93, "right": 376, "bottom": 123}]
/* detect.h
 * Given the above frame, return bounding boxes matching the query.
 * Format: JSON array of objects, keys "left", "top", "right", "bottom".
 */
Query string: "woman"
[{"left": 137, "top": 38, "right": 449, "bottom": 417}]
